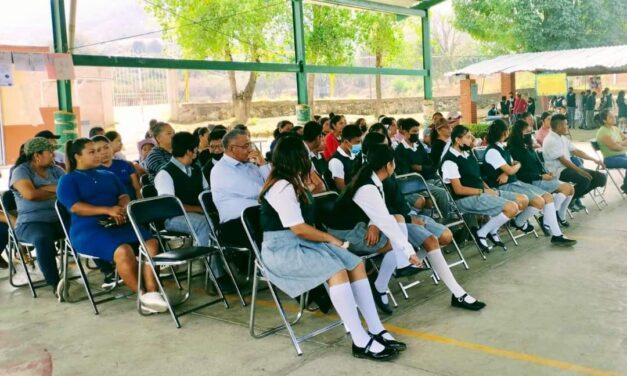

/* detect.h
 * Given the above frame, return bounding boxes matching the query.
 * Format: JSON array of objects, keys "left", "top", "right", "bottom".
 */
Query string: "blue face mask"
[{"left": 351, "top": 143, "right": 362, "bottom": 155}]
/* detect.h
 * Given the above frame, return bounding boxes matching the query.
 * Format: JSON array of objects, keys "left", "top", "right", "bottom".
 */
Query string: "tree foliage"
[{"left": 453, "top": 0, "right": 627, "bottom": 53}]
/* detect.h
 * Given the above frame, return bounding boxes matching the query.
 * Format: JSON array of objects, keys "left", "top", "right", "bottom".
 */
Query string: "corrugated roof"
[{"left": 446, "top": 45, "right": 627, "bottom": 76}]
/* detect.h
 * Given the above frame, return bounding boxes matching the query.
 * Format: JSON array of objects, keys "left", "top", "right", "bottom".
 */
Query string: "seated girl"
[
  {"left": 57, "top": 138, "right": 167, "bottom": 313},
  {"left": 93, "top": 136, "right": 141, "bottom": 200},
  {"left": 259, "top": 135, "right": 402, "bottom": 361}
]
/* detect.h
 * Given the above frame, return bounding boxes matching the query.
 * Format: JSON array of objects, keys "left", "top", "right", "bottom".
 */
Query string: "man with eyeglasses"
[
  {"left": 155, "top": 132, "right": 226, "bottom": 280},
  {"left": 211, "top": 128, "right": 271, "bottom": 248}
]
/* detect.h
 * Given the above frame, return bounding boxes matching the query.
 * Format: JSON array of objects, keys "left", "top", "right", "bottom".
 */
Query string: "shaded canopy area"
[{"left": 447, "top": 45, "right": 627, "bottom": 76}]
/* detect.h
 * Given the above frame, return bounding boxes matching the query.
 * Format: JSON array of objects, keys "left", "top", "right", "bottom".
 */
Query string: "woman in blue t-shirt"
[
  {"left": 57, "top": 138, "right": 168, "bottom": 313},
  {"left": 92, "top": 136, "right": 141, "bottom": 200}
]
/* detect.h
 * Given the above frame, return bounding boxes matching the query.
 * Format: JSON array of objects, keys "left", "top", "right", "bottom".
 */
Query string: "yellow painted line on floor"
[{"left": 254, "top": 299, "right": 622, "bottom": 376}]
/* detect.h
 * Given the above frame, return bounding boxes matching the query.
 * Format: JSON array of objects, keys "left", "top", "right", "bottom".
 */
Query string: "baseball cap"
[
  {"left": 34, "top": 130, "right": 61, "bottom": 140},
  {"left": 23, "top": 137, "right": 57, "bottom": 156}
]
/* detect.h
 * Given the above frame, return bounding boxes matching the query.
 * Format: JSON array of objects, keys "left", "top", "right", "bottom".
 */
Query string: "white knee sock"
[
  {"left": 477, "top": 213, "right": 510, "bottom": 238},
  {"left": 514, "top": 206, "right": 540, "bottom": 227},
  {"left": 542, "top": 202, "right": 562, "bottom": 236},
  {"left": 329, "top": 282, "right": 383, "bottom": 351},
  {"left": 558, "top": 194, "right": 574, "bottom": 219},
  {"left": 553, "top": 193, "right": 566, "bottom": 214},
  {"left": 351, "top": 278, "right": 394, "bottom": 340},
  {"left": 374, "top": 251, "right": 396, "bottom": 304}
]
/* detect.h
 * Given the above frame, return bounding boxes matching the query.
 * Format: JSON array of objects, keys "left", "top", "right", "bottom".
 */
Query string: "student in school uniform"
[
  {"left": 359, "top": 132, "right": 486, "bottom": 311},
  {"left": 440, "top": 125, "right": 523, "bottom": 253},
  {"left": 325, "top": 144, "right": 424, "bottom": 315},
  {"left": 327, "top": 124, "right": 363, "bottom": 192},
  {"left": 259, "top": 135, "right": 402, "bottom": 361},
  {"left": 508, "top": 120, "right": 576, "bottom": 228},
  {"left": 394, "top": 117, "right": 452, "bottom": 220},
  {"left": 483, "top": 120, "right": 577, "bottom": 247}
]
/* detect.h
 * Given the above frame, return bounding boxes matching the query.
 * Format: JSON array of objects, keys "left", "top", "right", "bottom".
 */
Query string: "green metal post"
[
  {"left": 50, "top": 0, "right": 73, "bottom": 112},
  {"left": 291, "top": 0, "right": 308, "bottom": 105},
  {"left": 421, "top": 11, "right": 433, "bottom": 100}
]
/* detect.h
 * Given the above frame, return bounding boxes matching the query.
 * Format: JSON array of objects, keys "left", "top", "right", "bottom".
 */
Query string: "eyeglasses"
[
  {"left": 209, "top": 144, "right": 224, "bottom": 151},
  {"left": 232, "top": 143, "right": 253, "bottom": 150}
]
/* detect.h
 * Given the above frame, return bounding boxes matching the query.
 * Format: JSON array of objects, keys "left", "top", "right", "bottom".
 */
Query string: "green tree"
[
  {"left": 453, "top": 0, "right": 627, "bottom": 53},
  {"left": 355, "top": 12, "right": 405, "bottom": 115},
  {"left": 303, "top": 4, "right": 356, "bottom": 115},
  {"left": 146, "top": 0, "right": 290, "bottom": 123}
]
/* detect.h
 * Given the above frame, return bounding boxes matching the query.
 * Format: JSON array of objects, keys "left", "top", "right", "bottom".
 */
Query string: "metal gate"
[{"left": 113, "top": 68, "right": 168, "bottom": 106}]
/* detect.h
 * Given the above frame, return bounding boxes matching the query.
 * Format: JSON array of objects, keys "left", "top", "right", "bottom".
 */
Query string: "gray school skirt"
[
  {"left": 261, "top": 230, "right": 362, "bottom": 298},
  {"left": 532, "top": 178, "right": 562, "bottom": 193},
  {"left": 328, "top": 222, "right": 389, "bottom": 256}
]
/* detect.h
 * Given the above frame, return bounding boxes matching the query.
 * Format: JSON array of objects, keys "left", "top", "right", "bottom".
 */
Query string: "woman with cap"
[
  {"left": 9, "top": 137, "right": 66, "bottom": 299},
  {"left": 35, "top": 130, "right": 65, "bottom": 169}
]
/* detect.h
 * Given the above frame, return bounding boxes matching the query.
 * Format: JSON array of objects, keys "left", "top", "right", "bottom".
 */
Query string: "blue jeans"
[
  {"left": 604, "top": 154, "right": 627, "bottom": 186},
  {"left": 165, "top": 213, "right": 224, "bottom": 278},
  {"left": 567, "top": 107, "right": 576, "bottom": 128},
  {"left": 15, "top": 221, "right": 64, "bottom": 287},
  {"left": 571, "top": 156, "right": 584, "bottom": 167}
]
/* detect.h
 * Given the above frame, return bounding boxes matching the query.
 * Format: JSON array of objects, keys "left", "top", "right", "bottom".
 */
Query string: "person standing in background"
[{"left": 566, "top": 87, "right": 577, "bottom": 130}]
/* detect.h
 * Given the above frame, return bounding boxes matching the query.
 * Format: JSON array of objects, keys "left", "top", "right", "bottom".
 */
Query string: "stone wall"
[{"left": 174, "top": 89, "right": 536, "bottom": 123}]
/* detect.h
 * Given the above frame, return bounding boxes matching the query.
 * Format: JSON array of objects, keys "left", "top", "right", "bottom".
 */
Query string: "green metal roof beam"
[
  {"left": 72, "top": 55, "right": 300, "bottom": 73},
  {"left": 305, "top": 65, "right": 427, "bottom": 76},
  {"left": 412, "top": 0, "right": 447, "bottom": 11},
  {"left": 310, "top": 0, "right": 426, "bottom": 17}
]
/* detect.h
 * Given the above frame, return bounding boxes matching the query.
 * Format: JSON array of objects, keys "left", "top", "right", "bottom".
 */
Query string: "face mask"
[
  {"left": 209, "top": 152, "right": 223, "bottom": 161},
  {"left": 460, "top": 144, "right": 472, "bottom": 152},
  {"left": 409, "top": 134, "right": 419, "bottom": 144},
  {"left": 351, "top": 144, "right": 362, "bottom": 155},
  {"left": 523, "top": 134, "right": 533, "bottom": 144}
]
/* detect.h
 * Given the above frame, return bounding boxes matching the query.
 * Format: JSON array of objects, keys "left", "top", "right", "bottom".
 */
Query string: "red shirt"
[
  {"left": 323, "top": 133, "right": 340, "bottom": 161},
  {"left": 513, "top": 98, "right": 528, "bottom": 114}
]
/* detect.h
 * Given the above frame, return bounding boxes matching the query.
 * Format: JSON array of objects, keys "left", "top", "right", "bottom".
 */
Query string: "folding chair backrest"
[
  {"left": 127, "top": 195, "right": 186, "bottom": 227},
  {"left": 140, "top": 174, "right": 151, "bottom": 187},
  {"left": 395, "top": 173, "right": 429, "bottom": 196},
  {"left": 241, "top": 205, "right": 262, "bottom": 260},
  {"left": 0, "top": 190, "right": 18, "bottom": 237},
  {"left": 312, "top": 191, "right": 338, "bottom": 230},
  {"left": 54, "top": 201, "right": 75, "bottom": 249},
  {"left": 140, "top": 184, "right": 158, "bottom": 199},
  {"left": 198, "top": 190, "right": 220, "bottom": 228},
  {"left": 590, "top": 140, "right": 601, "bottom": 152}
]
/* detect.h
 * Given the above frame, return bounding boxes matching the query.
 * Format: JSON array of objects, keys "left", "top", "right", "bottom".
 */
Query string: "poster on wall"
[
  {"left": 46, "top": 53, "right": 75, "bottom": 80},
  {"left": 13, "top": 53, "right": 47, "bottom": 72},
  {"left": 536, "top": 73, "right": 567, "bottom": 96}
]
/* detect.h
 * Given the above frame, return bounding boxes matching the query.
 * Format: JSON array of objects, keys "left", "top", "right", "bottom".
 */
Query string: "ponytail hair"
[
  {"left": 344, "top": 144, "right": 394, "bottom": 199},
  {"left": 329, "top": 114, "right": 343, "bottom": 130},
  {"left": 65, "top": 138, "right": 93, "bottom": 172},
  {"left": 14, "top": 144, "right": 27, "bottom": 168}
]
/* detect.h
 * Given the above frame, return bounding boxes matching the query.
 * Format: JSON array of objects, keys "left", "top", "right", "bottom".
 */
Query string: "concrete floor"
[{"left": 1, "top": 186, "right": 626, "bottom": 376}]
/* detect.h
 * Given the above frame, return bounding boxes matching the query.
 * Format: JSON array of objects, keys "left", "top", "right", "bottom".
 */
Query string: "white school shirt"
[
  {"left": 352, "top": 173, "right": 414, "bottom": 260},
  {"left": 328, "top": 147, "right": 355, "bottom": 180},
  {"left": 264, "top": 180, "right": 304, "bottom": 228},
  {"left": 542, "top": 130, "right": 575, "bottom": 177},
  {"left": 484, "top": 142, "right": 509, "bottom": 170},
  {"left": 154, "top": 157, "right": 209, "bottom": 196},
  {"left": 441, "top": 147, "right": 471, "bottom": 184}
]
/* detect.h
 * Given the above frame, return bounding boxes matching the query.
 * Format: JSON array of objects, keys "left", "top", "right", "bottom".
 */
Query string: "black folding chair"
[
  {"left": 198, "top": 190, "right": 247, "bottom": 306},
  {"left": 0, "top": 190, "right": 59, "bottom": 297},
  {"left": 313, "top": 191, "right": 398, "bottom": 307},
  {"left": 127, "top": 195, "right": 230, "bottom": 328},
  {"left": 140, "top": 184, "right": 158, "bottom": 199},
  {"left": 55, "top": 201, "right": 130, "bottom": 313},
  {"left": 139, "top": 174, "right": 151, "bottom": 187},
  {"left": 241, "top": 205, "right": 344, "bottom": 356}
]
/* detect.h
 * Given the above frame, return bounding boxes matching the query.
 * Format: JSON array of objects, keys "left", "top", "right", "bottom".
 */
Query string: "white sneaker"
[{"left": 140, "top": 292, "right": 168, "bottom": 313}]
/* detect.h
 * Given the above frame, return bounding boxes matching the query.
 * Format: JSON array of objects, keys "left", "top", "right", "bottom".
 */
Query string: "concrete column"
[
  {"left": 460, "top": 77, "right": 477, "bottom": 124},
  {"left": 501, "top": 73, "right": 516, "bottom": 97},
  {"left": 166, "top": 70, "right": 179, "bottom": 121}
]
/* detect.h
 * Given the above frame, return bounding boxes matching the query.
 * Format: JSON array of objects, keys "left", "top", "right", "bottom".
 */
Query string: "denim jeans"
[
  {"left": 165, "top": 213, "right": 224, "bottom": 278},
  {"left": 15, "top": 221, "right": 64, "bottom": 287},
  {"left": 604, "top": 154, "right": 627, "bottom": 186},
  {"left": 567, "top": 107, "right": 576, "bottom": 128}
]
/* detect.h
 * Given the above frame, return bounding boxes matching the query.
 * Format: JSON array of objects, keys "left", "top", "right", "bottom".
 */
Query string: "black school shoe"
[
  {"left": 369, "top": 279, "right": 393, "bottom": 315},
  {"left": 470, "top": 227, "right": 491, "bottom": 253},
  {"left": 486, "top": 232, "right": 506, "bottom": 248},
  {"left": 352, "top": 336, "right": 399, "bottom": 361},
  {"left": 550, "top": 235, "right": 577, "bottom": 247},
  {"left": 536, "top": 216, "right": 551, "bottom": 237},
  {"left": 370, "top": 330, "right": 407, "bottom": 352},
  {"left": 509, "top": 219, "right": 535, "bottom": 233},
  {"left": 556, "top": 212, "right": 570, "bottom": 227},
  {"left": 451, "top": 294, "right": 486, "bottom": 311}
]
